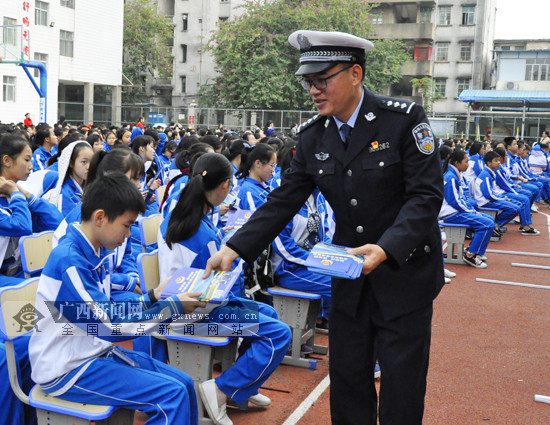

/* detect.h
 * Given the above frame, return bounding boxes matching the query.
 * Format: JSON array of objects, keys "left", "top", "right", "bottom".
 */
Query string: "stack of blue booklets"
[
  {"left": 161, "top": 267, "right": 238, "bottom": 303},
  {"left": 305, "top": 242, "right": 364, "bottom": 279},
  {"left": 225, "top": 208, "right": 253, "bottom": 228}
]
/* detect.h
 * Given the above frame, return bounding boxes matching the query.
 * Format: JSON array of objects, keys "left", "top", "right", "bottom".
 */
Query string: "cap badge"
[
  {"left": 297, "top": 34, "right": 312, "bottom": 50},
  {"left": 365, "top": 112, "right": 376, "bottom": 122},
  {"left": 315, "top": 152, "right": 330, "bottom": 161}
]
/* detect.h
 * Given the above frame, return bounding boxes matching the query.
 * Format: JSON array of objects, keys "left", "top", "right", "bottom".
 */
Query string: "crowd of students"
[
  {"left": 0, "top": 117, "right": 316, "bottom": 425},
  {"left": 439, "top": 132, "right": 550, "bottom": 278}
]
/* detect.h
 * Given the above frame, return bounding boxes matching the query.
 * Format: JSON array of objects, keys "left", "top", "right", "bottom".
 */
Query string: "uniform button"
[
  {"left": 379, "top": 161, "right": 385, "bottom": 167},
  {"left": 356, "top": 226, "right": 364, "bottom": 233},
  {"left": 347, "top": 169, "right": 352, "bottom": 176},
  {"left": 424, "top": 245, "right": 430, "bottom": 253},
  {"left": 319, "top": 169, "right": 323, "bottom": 174},
  {"left": 350, "top": 199, "right": 358, "bottom": 206}
]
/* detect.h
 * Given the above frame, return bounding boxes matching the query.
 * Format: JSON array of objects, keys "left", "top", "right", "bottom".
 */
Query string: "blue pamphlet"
[
  {"left": 305, "top": 242, "right": 364, "bottom": 279},
  {"left": 225, "top": 209, "right": 253, "bottom": 228},
  {"left": 161, "top": 267, "right": 237, "bottom": 303}
]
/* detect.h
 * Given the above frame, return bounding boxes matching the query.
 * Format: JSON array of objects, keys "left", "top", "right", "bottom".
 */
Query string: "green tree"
[
  {"left": 410, "top": 77, "right": 443, "bottom": 114},
  {"left": 200, "top": 0, "right": 408, "bottom": 110},
  {"left": 122, "top": 0, "right": 174, "bottom": 103}
]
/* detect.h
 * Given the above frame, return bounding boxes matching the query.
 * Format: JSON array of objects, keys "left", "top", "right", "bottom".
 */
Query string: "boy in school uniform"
[{"left": 29, "top": 173, "right": 203, "bottom": 425}]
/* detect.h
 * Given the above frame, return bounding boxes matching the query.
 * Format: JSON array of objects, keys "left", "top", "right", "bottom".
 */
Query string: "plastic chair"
[
  {"left": 0, "top": 278, "right": 134, "bottom": 425},
  {"left": 18, "top": 230, "right": 54, "bottom": 278},
  {"left": 136, "top": 249, "right": 160, "bottom": 293},
  {"left": 138, "top": 213, "right": 162, "bottom": 253}
]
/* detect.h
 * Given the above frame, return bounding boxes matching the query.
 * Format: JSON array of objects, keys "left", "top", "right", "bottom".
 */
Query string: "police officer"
[{"left": 206, "top": 30, "right": 444, "bottom": 425}]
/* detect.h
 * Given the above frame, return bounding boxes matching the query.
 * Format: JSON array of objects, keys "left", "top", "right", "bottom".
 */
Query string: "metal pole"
[
  {"left": 20, "top": 61, "right": 47, "bottom": 123},
  {"left": 521, "top": 103, "right": 526, "bottom": 139}
]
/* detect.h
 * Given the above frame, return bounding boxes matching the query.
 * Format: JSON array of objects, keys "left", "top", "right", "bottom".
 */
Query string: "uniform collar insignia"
[
  {"left": 315, "top": 152, "right": 330, "bottom": 161},
  {"left": 365, "top": 112, "right": 376, "bottom": 122},
  {"left": 325, "top": 118, "right": 330, "bottom": 128}
]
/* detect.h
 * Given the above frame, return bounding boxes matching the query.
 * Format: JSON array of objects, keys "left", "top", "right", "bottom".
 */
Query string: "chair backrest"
[
  {"left": 0, "top": 277, "right": 40, "bottom": 342},
  {"left": 155, "top": 186, "right": 167, "bottom": 211},
  {"left": 18, "top": 231, "right": 54, "bottom": 277},
  {"left": 137, "top": 249, "right": 160, "bottom": 293},
  {"left": 139, "top": 214, "right": 162, "bottom": 253}
]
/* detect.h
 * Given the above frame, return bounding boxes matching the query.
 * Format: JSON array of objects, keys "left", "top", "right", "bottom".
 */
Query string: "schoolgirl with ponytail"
[
  {"left": 236, "top": 143, "right": 276, "bottom": 211},
  {"left": 440, "top": 149, "right": 494, "bottom": 268},
  {"left": 157, "top": 153, "right": 291, "bottom": 421}
]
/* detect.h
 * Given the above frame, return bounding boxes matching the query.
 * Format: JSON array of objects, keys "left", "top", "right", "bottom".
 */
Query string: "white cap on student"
[{"left": 288, "top": 30, "right": 374, "bottom": 76}]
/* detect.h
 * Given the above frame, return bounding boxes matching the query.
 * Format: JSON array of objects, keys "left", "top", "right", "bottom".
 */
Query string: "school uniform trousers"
[{"left": 475, "top": 168, "right": 520, "bottom": 227}]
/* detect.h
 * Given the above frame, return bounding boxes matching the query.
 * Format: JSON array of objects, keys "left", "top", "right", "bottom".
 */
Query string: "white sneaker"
[
  {"left": 444, "top": 269, "right": 456, "bottom": 278},
  {"left": 198, "top": 380, "right": 233, "bottom": 425},
  {"left": 248, "top": 393, "right": 271, "bottom": 407},
  {"left": 444, "top": 277, "right": 451, "bottom": 284},
  {"left": 531, "top": 204, "right": 539, "bottom": 213}
]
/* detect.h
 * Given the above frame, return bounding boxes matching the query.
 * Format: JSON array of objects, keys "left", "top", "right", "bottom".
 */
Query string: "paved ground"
[{"left": 136, "top": 206, "right": 550, "bottom": 425}]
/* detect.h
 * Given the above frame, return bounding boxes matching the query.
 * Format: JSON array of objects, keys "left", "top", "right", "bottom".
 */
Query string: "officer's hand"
[
  {"left": 204, "top": 246, "right": 239, "bottom": 278},
  {"left": 347, "top": 244, "right": 387, "bottom": 275}
]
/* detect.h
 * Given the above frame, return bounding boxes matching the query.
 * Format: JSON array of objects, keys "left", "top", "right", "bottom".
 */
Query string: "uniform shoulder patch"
[
  {"left": 297, "top": 114, "right": 322, "bottom": 134},
  {"left": 376, "top": 95, "right": 415, "bottom": 114},
  {"left": 412, "top": 123, "right": 435, "bottom": 155}
]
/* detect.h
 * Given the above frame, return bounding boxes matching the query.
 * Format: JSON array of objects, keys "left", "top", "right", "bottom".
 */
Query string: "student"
[
  {"left": 44, "top": 141, "right": 94, "bottom": 217},
  {"left": 29, "top": 173, "right": 201, "bottom": 425},
  {"left": 0, "top": 134, "right": 63, "bottom": 286},
  {"left": 86, "top": 133, "right": 105, "bottom": 153},
  {"left": 236, "top": 144, "right": 277, "bottom": 211},
  {"left": 31, "top": 123, "right": 58, "bottom": 171},
  {"left": 158, "top": 153, "right": 291, "bottom": 425},
  {"left": 103, "top": 131, "right": 117, "bottom": 152},
  {"left": 503, "top": 137, "right": 540, "bottom": 206},
  {"left": 528, "top": 141, "right": 549, "bottom": 174},
  {"left": 439, "top": 149, "right": 494, "bottom": 268},
  {"left": 517, "top": 142, "right": 550, "bottom": 203},
  {"left": 116, "top": 127, "right": 132, "bottom": 147},
  {"left": 474, "top": 151, "right": 523, "bottom": 236},
  {"left": 132, "top": 135, "right": 161, "bottom": 211},
  {"left": 463, "top": 141, "right": 486, "bottom": 184}
]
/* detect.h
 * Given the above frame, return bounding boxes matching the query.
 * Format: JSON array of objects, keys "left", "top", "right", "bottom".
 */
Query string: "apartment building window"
[
  {"left": 419, "top": 7, "right": 432, "bottom": 23},
  {"left": 414, "top": 46, "right": 432, "bottom": 61},
  {"left": 220, "top": 0, "right": 230, "bottom": 2},
  {"left": 460, "top": 42, "right": 472, "bottom": 61},
  {"left": 462, "top": 6, "right": 475, "bottom": 25},
  {"left": 219, "top": 17, "right": 229, "bottom": 23},
  {"left": 438, "top": 6, "right": 451, "bottom": 25},
  {"left": 35, "top": 1, "right": 49, "bottom": 26},
  {"left": 61, "top": 0, "right": 75, "bottom": 8},
  {"left": 181, "top": 44, "right": 187, "bottom": 63},
  {"left": 3, "top": 17, "right": 17, "bottom": 46},
  {"left": 60, "top": 30, "right": 74, "bottom": 57},
  {"left": 435, "top": 43, "right": 449, "bottom": 61},
  {"left": 371, "top": 12, "right": 383, "bottom": 25},
  {"left": 457, "top": 78, "right": 470, "bottom": 97},
  {"left": 525, "top": 58, "right": 550, "bottom": 81},
  {"left": 3, "top": 76, "right": 16, "bottom": 102},
  {"left": 180, "top": 76, "right": 187, "bottom": 93},
  {"left": 434, "top": 78, "right": 447, "bottom": 97},
  {"left": 33, "top": 53, "right": 48, "bottom": 78},
  {"left": 182, "top": 13, "right": 188, "bottom": 31}
]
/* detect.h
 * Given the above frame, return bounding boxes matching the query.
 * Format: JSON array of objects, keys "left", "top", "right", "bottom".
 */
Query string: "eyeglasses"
[
  {"left": 266, "top": 162, "right": 277, "bottom": 169},
  {"left": 300, "top": 65, "right": 354, "bottom": 91}
]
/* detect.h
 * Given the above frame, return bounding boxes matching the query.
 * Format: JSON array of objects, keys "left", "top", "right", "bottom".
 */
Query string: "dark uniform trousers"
[{"left": 228, "top": 88, "right": 444, "bottom": 425}]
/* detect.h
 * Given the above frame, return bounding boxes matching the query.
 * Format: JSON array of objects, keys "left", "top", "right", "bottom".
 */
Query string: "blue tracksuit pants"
[
  {"left": 441, "top": 212, "right": 494, "bottom": 255},
  {"left": 506, "top": 192, "right": 532, "bottom": 225},
  {"left": 484, "top": 200, "right": 520, "bottom": 227}
]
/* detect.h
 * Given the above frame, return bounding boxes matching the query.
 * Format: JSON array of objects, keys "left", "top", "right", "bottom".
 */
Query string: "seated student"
[
  {"left": 115, "top": 127, "right": 132, "bottom": 147},
  {"left": 270, "top": 143, "right": 332, "bottom": 325},
  {"left": 474, "top": 151, "right": 527, "bottom": 238},
  {"left": 463, "top": 141, "right": 486, "bottom": 185},
  {"left": 158, "top": 140, "right": 178, "bottom": 183},
  {"left": 29, "top": 173, "right": 202, "bottom": 425},
  {"left": 517, "top": 142, "right": 550, "bottom": 204},
  {"left": 502, "top": 138, "right": 540, "bottom": 207},
  {"left": 439, "top": 149, "right": 494, "bottom": 268},
  {"left": 31, "top": 124, "right": 59, "bottom": 172},
  {"left": 0, "top": 134, "right": 63, "bottom": 286},
  {"left": 102, "top": 130, "right": 117, "bottom": 152},
  {"left": 87, "top": 133, "right": 105, "bottom": 153},
  {"left": 493, "top": 147, "right": 540, "bottom": 235},
  {"left": 43, "top": 141, "right": 94, "bottom": 217},
  {"left": 236, "top": 144, "right": 277, "bottom": 211},
  {"left": 528, "top": 141, "right": 549, "bottom": 175},
  {"left": 131, "top": 135, "right": 162, "bottom": 211},
  {"left": 158, "top": 153, "right": 291, "bottom": 425}
]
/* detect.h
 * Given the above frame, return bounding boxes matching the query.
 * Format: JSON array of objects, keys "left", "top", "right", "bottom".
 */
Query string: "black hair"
[
  {"left": 278, "top": 141, "right": 297, "bottom": 174},
  {"left": 469, "top": 141, "right": 483, "bottom": 156},
  {"left": 443, "top": 148, "right": 467, "bottom": 173},
  {"left": 162, "top": 141, "right": 178, "bottom": 155},
  {"left": 439, "top": 145, "right": 453, "bottom": 162},
  {"left": 47, "top": 132, "right": 86, "bottom": 167},
  {"left": 131, "top": 135, "right": 154, "bottom": 155},
  {"left": 144, "top": 128, "right": 160, "bottom": 142},
  {"left": 86, "top": 133, "right": 102, "bottom": 146},
  {"left": 33, "top": 123, "right": 52, "bottom": 148},
  {"left": 267, "top": 137, "right": 284, "bottom": 151},
  {"left": 222, "top": 139, "right": 246, "bottom": 161},
  {"left": 116, "top": 127, "right": 131, "bottom": 142},
  {"left": 0, "top": 134, "right": 31, "bottom": 174},
  {"left": 484, "top": 150, "right": 501, "bottom": 165},
  {"left": 201, "top": 135, "right": 222, "bottom": 152},
  {"left": 236, "top": 143, "right": 276, "bottom": 179},
  {"left": 81, "top": 172, "right": 145, "bottom": 222},
  {"left": 494, "top": 147, "right": 506, "bottom": 159},
  {"left": 503, "top": 137, "right": 516, "bottom": 148},
  {"left": 64, "top": 142, "right": 93, "bottom": 185},
  {"left": 165, "top": 153, "right": 233, "bottom": 247},
  {"left": 87, "top": 148, "right": 144, "bottom": 189}
]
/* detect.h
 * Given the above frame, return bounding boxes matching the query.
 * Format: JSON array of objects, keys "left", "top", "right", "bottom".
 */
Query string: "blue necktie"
[{"left": 340, "top": 123, "right": 352, "bottom": 145}]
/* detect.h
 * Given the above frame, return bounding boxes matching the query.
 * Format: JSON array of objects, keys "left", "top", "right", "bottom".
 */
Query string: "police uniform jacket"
[{"left": 227, "top": 88, "right": 444, "bottom": 321}]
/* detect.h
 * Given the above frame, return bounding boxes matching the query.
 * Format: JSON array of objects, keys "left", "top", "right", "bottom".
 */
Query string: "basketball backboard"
[{"left": 0, "top": 25, "right": 26, "bottom": 64}]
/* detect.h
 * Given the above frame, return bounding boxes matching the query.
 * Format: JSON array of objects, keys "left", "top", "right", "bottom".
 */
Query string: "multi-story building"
[
  {"left": 0, "top": 0, "right": 124, "bottom": 125},
  {"left": 372, "top": 0, "right": 497, "bottom": 114}
]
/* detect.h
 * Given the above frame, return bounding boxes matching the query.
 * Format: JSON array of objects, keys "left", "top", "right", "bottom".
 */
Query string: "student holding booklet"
[{"left": 157, "top": 153, "right": 291, "bottom": 425}]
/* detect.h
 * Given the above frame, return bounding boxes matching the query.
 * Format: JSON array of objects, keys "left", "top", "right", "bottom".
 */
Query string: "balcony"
[
  {"left": 402, "top": 60, "right": 432, "bottom": 76},
  {"left": 376, "top": 0, "right": 436, "bottom": 4},
  {"left": 374, "top": 23, "right": 435, "bottom": 41}
]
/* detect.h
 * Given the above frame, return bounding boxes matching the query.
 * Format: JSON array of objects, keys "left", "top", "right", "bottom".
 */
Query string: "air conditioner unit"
[{"left": 506, "top": 81, "right": 519, "bottom": 90}]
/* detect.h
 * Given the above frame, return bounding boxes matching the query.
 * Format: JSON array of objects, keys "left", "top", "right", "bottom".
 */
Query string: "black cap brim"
[{"left": 295, "top": 62, "right": 335, "bottom": 76}]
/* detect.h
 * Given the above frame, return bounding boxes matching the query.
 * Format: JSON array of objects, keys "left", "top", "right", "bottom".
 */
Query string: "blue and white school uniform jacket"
[
  {"left": 271, "top": 190, "right": 329, "bottom": 271},
  {"left": 59, "top": 177, "right": 84, "bottom": 217},
  {"left": 28, "top": 223, "right": 185, "bottom": 395},
  {"left": 528, "top": 144, "right": 548, "bottom": 171},
  {"left": 494, "top": 166, "right": 518, "bottom": 195},
  {"left": 237, "top": 177, "right": 270, "bottom": 211},
  {"left": 31, "top": 146, "right": 52, "bottom": 172},
  {"left": 54, "top": 206, "right": 139, "bottom": 293},
  {"left": 439, "top": 166, "right": 477, "bottom": 219},
  {"left": 0, "top": 192, "right": 63, "bottom": 276},
  {"left": 462, "top": 153, "right": 484, "bottom": 184},
  {"left": 474, "top": 167, "right": 507, "bottom": 207},
  {"left": 17, "top": 169, "right": 58, "bottom": 198}
]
